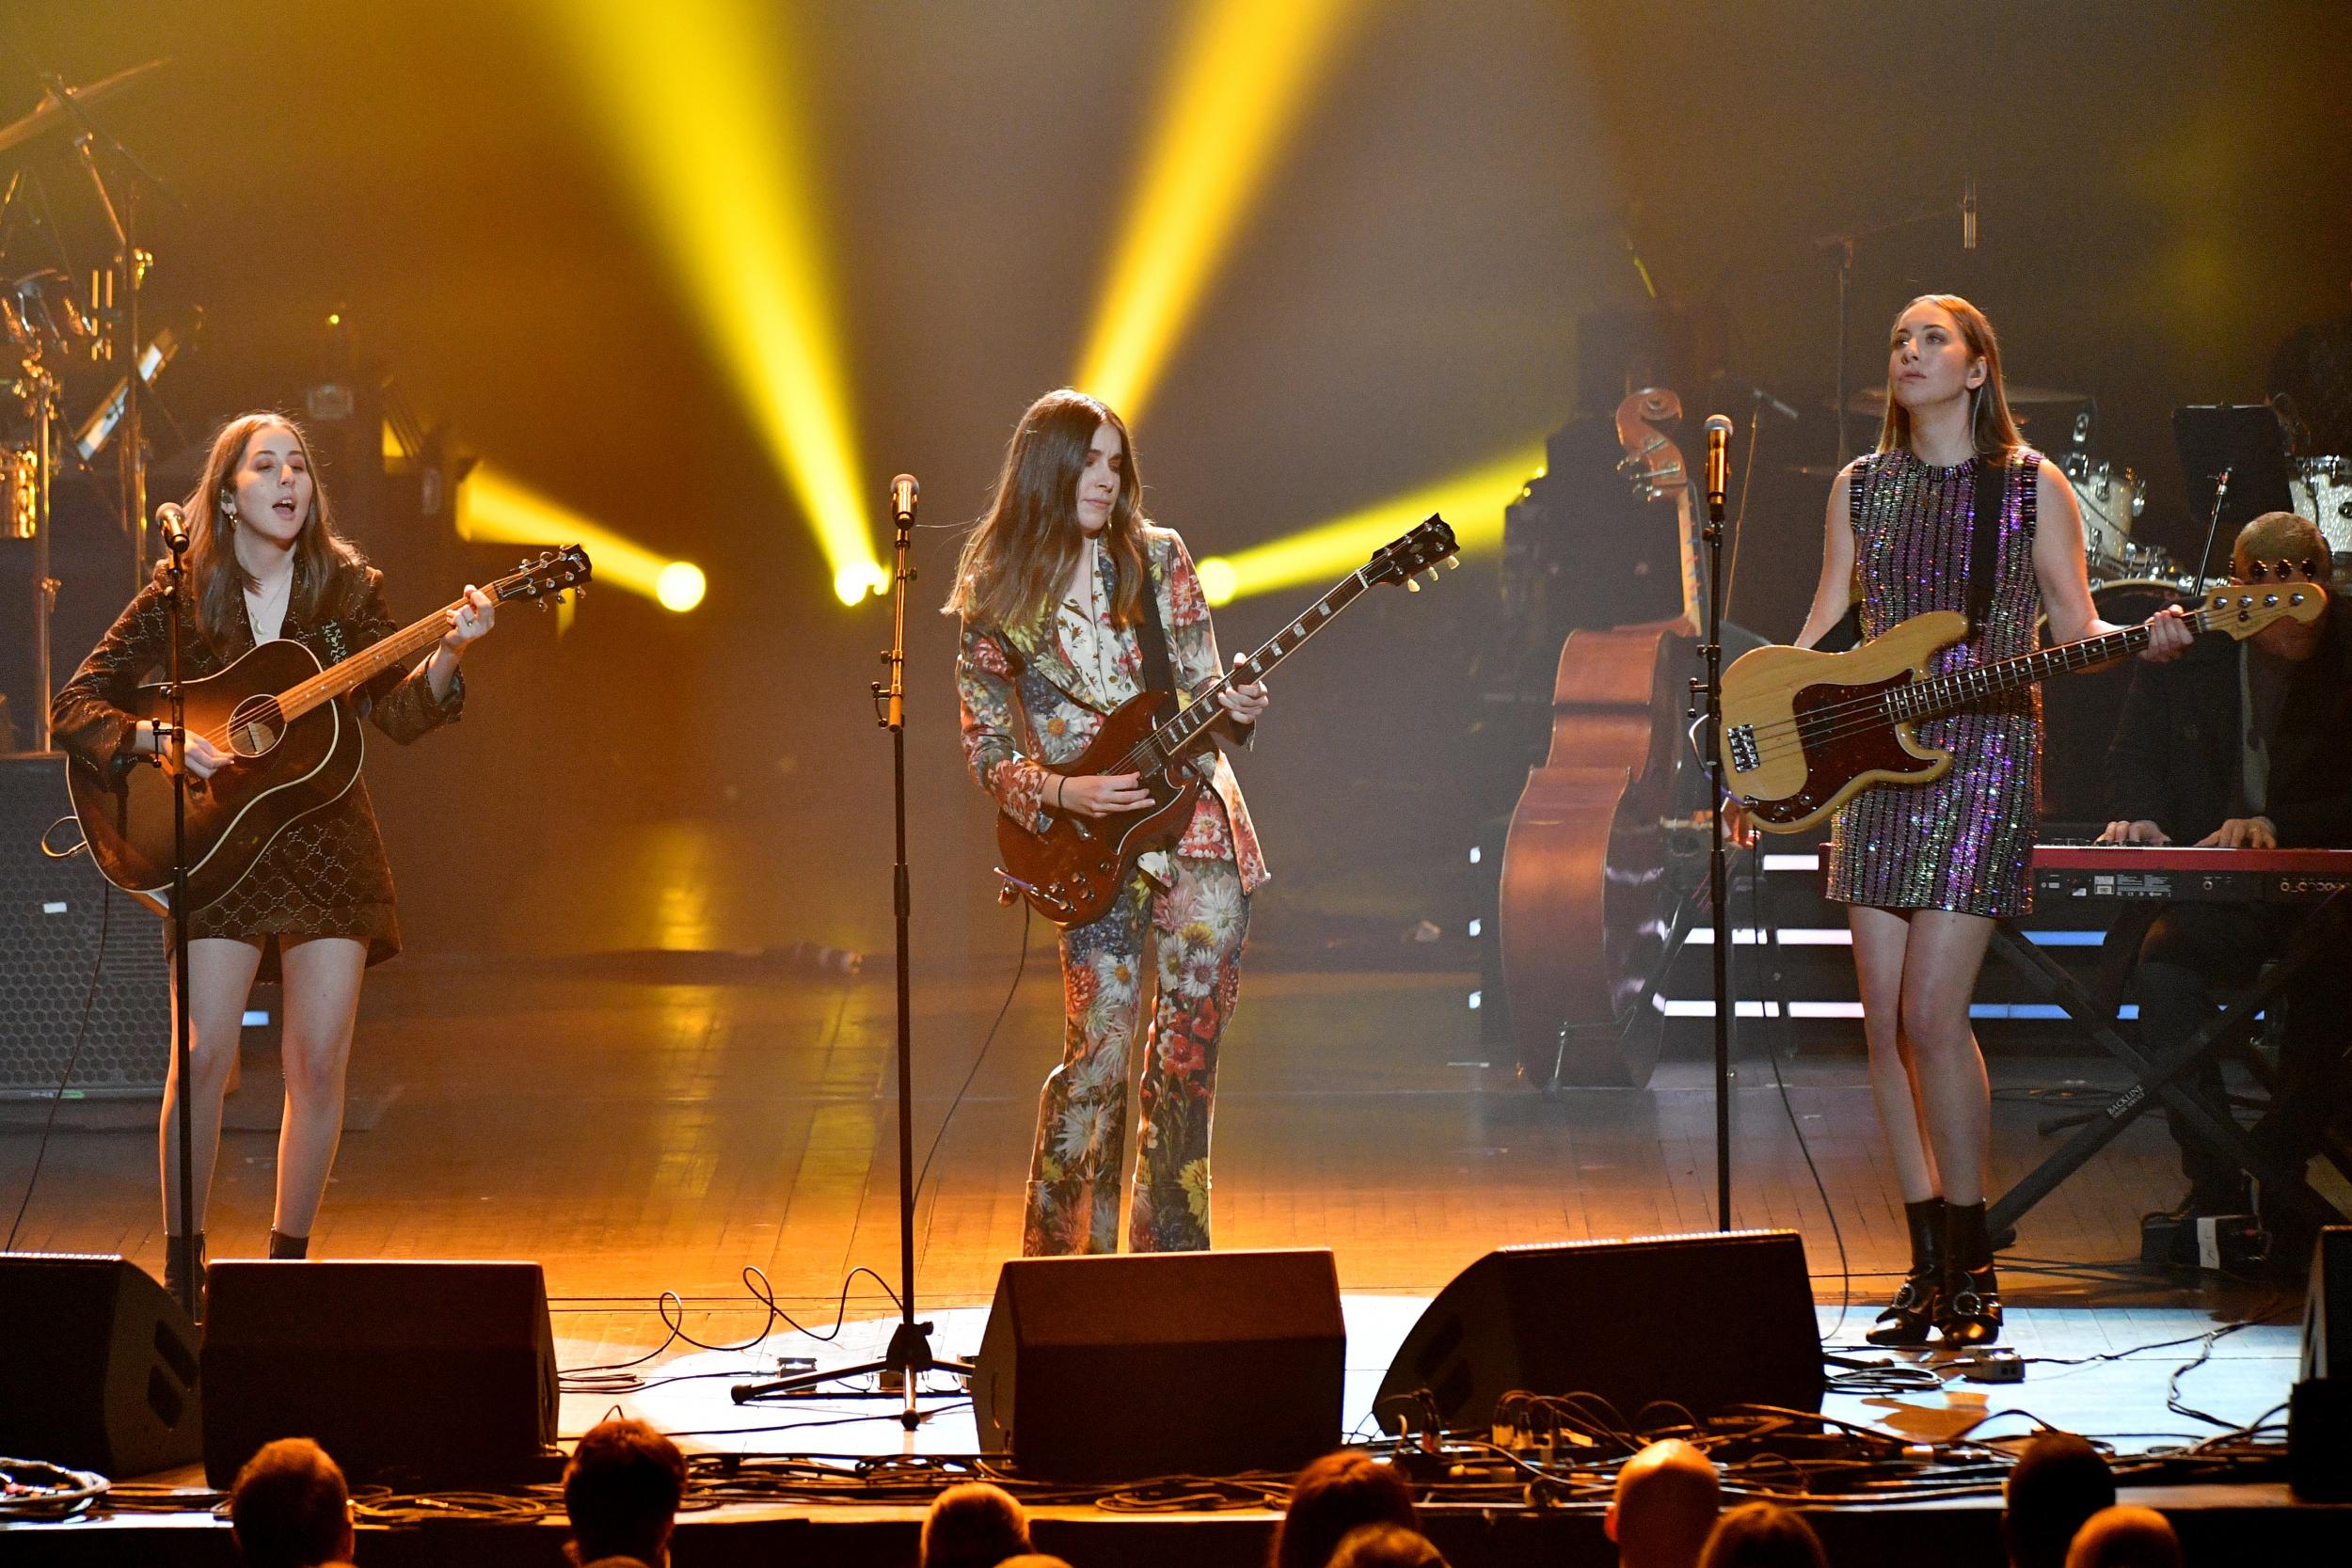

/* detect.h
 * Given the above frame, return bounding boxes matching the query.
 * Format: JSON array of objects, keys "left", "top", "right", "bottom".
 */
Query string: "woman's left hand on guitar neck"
[
  {"left": 426, "top": 585, "right": 497, "bottom": 700},
  {"left": 1215, "top": 653, "right": 1269, "bottom": 728}
]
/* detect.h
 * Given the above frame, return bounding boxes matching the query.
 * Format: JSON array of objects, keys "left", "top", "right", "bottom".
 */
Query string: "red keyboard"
[{"left": 2032, "top": 844, "right": 2352, "bottom": 903}]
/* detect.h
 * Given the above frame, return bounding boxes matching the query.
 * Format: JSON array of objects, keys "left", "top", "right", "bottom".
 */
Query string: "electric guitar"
[
  {"left": 67, "top": 546, "right": 591, "bottom": 913},
  {"left": 1719, "top": 580, "right": 2328, "bottom": 833},
  {"left": 995, "top": 516, "right": 1459, "bottom": 927}
]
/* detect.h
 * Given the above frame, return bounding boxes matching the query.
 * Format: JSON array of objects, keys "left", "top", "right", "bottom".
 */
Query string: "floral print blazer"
[{"left": 956, "top": 523, "right": 1267, "bottom": 895}]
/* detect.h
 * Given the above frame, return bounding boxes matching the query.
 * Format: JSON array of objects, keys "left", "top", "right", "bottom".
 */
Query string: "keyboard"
[{"left": 2031, "top": 844, "right": 2352, "bottom": 903}]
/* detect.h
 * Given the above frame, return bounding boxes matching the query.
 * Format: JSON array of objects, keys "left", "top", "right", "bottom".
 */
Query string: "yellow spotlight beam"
[
  {"left": 531, "top": 0, "right": 881, "bottom": 604},
  {"left": 1196, "top": 443, "right": 1546, "bottom": 606},
  {"left": 459, "top": 465, "right": 703, "bottom": 612},
  {"left": 1074, "top": 0, "right": 1364, "bottom": 420}
]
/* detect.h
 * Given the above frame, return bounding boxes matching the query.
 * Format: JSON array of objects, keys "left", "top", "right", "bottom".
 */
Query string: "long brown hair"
[
  {"left": 1875, "top": 294, "right": 2025, "bottom": 459},
  {"left": 943, "top": 388, "right": 1146, "bottom": 635},
  {"left": 177, "top": 411, "right": 364, "bottom": 650}
]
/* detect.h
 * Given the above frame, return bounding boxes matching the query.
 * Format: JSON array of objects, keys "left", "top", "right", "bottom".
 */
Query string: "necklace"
[{"left": 245, "top": 569, "right": 293, "bottom": 641}]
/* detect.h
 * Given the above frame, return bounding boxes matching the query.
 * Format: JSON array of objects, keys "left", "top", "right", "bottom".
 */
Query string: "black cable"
[
  {"left": 1748, "top": 841, "right": 1851, "bottom": 1341},
  {"left": 914, "top": 907, "right": 1031, "bottom": 1201},
  {"left": 559, "top": 1265, "right": 903, "bottom": 1394},
  {"left": 6, "top": 884, "right": 109, "bottom": 1252}
]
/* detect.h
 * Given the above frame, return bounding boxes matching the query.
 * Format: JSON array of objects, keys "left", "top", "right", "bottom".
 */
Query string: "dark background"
[{"left": 5, "top": 0, "right": 2348, "bottom": 974}]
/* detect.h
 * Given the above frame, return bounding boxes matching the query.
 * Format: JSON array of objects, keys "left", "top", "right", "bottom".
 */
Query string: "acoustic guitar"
[
  {"left": 995, "top": 516, "right": 1459, "bottom": 927},
  {"left": 1721, "top": 581, "right": 2328, "bottom": 832},
  {"left": 67, "top": 546, "right": 591, "bottom": 913}
]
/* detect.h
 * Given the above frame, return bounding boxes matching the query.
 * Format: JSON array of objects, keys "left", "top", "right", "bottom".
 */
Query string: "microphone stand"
[
  {"left": 1698, "top": 425, "right": 1734, "bottom": 1231},
  {"left": 732, "top": 481, "right": 973, "bottom": 1430},
  {"left": 159, "top": 518, "right": 197, "bottom": 1318},
  {"left": 2188, "top": 467, "right": 2233, "bottom": 600}
]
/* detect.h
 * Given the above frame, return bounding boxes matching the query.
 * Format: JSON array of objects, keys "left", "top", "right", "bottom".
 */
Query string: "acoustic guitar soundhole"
[{"left": 227, "top": 694, "right": 289, "bottom": 757}]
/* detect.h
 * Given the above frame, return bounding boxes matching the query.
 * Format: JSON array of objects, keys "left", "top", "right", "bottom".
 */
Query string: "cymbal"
[
  {"left": 1836, "top": 382, "right": 2087, "bottom": 416},
  {"left": 0, "top": 60, "right": 168, "bottom": 157}
]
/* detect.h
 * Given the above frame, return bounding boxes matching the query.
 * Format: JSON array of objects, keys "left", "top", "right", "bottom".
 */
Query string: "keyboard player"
[{"left": 2099, "top": 511, "right": 2352, "bottom": 1256}]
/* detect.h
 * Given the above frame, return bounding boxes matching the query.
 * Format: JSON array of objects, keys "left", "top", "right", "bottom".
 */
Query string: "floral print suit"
[{"left": 957, "top": 524, "right": 1264, "bottom": 1254}]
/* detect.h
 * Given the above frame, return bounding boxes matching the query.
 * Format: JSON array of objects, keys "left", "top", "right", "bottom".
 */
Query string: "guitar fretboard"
[
  {"left": 1122, "top": 570, "right": 1375, "bottom": 772},
  {"left": 1887, "top": 604, "right": 2221, "bottom": 723}
]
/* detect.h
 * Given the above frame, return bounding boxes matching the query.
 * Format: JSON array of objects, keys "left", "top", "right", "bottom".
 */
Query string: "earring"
[{"left": 219, "top": 493, "right": 238, "bottom": 524}]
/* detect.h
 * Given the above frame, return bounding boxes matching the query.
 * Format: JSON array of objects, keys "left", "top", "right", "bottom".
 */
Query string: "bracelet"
[{"left": 1053, "top": 776, "right": 1066, "bottom": 811}]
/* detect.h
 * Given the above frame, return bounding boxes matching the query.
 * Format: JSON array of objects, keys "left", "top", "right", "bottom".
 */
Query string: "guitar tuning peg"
[
  {"left": 1444, "top": 556, "right": 1459, "bottom": 570},
  {"left": 535, "top": 596, "right": 550, "bottom": 611},
  {"left": 1406, "top": 578, "right": 1422, "bottom": 593}
]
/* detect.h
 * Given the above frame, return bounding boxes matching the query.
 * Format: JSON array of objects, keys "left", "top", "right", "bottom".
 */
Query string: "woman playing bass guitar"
[
  {"left": 1788, "top": 298, "right": 2189, "bottom": 1345},
  {"left": 51, "top": 412, "right": 495, "bottom": 1304}
]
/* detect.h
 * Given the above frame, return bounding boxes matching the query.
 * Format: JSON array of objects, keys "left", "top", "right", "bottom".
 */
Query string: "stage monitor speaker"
[
  {"left": 0, "top": 753, "right": 170, "bottom": 1096},
  {"left": 1374, "top": 1229, "right": 1821, "bottom": 1433},
  {"left": 201, "top": 1259, "right": 559, "bottom": 1489},
  {"left": 973, "top": 1247, "right": 1343, "bottom": 1481},
  {"left": 0, "top": 1252, "right": 202, "bottom": 1476},
  {"left": 2291, "top": 1226, "right": 2352, "bottom": 1500}
]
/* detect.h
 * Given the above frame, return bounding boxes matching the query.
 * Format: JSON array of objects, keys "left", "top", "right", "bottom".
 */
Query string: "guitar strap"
[
  {"left": 1966, "top": 452, "right": 2013, "bottom": 635},
  {"left": 1130, "top": 547, "right": 1179, "bottom": 715}
]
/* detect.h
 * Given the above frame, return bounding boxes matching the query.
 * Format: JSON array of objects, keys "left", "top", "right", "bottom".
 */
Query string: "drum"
[
  {"left": 2066, "top": 459, "right": 2144, "bottom": 566},
  {"left": 2290, "top": 456, "right": 2352, "bottom": 563},
  {"left": 1, "top": 270, "right": 95, "bottom": 360},
  {"left": 2, "top": 445, "right": 36, "bottom": 541}
]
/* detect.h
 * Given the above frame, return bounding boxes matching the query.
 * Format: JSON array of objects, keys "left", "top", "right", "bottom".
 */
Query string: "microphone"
[
  {"left": 889, "top": 473, "right": 918, "bottom": 527},
  {"left": 1963, "top": 177, "right": 1978, "bottom": 251},
  {"left": 1703, "top": 415, "right": 1733, "bottom": 513},
  {"left": 155, "top": 500, "right": 190, "bottom": 554}
]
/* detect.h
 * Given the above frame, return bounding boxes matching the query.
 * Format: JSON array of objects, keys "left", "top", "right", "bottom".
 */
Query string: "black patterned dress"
[
  {"left": 1823, "top": 449, "right": 2042, "bottom": 918},
  {"left": 50, "top": 556, "right": 465, "bottom": 979}
]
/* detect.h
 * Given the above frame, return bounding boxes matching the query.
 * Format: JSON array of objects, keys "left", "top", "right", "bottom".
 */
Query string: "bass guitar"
[
  {"left": 1721, "top": 581, "right": 2328, "bottom": 832},
  {"left": 996, "top": 515, "right": 1459, "bottom": 927},
  {"left": 68, "top": 546, "right": 591, "bottom": 913}
]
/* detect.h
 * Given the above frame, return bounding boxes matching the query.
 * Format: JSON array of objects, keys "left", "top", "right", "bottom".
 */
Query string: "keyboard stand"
[{"left": 1983, "top": 893, "right": 2349, "bottom": 1242}]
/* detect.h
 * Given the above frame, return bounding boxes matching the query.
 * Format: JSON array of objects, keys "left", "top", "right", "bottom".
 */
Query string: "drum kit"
[{"left": 2, "top": 59, "right": 176, "bottom": 752}]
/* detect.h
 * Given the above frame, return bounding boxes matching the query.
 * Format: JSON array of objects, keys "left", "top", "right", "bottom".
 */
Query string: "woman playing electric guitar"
[
  {"left": 948, "top": 388, "right": 1268, "bottom": 1257},
  {"left": 51, "top": 412, "right": 496, "bottom": 1304},
  {"left": 1788, "top": 298, "right": 2190, "bottom": 1345}
]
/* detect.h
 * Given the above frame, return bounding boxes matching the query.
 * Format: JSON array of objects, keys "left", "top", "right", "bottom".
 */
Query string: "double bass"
[{"left": 1496, "top": 389, "right": 1714, "bottom": 1090}]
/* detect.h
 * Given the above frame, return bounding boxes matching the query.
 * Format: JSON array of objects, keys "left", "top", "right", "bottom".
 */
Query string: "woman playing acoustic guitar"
[
  {"left": 948, "top": 388, "right": 1268, "bottom": 1256},
  {"left": 1790, "top": 298, "right": 2189, "bottom": 1343},
  {"left": 52, "top": 412, "right": 495, "bottom": 1304}
]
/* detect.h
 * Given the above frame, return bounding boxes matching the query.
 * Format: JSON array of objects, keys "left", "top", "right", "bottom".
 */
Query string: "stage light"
[
  {"left": 833, "top": 560, "right": 889, "bottom": 606},
  {"left": 1195, "top": 442, "right": 1545, "bottom": 605},
  {"left": 657, "top": 562, "right": 708, "bottom": 613},
  {"left": 532, "top": 0, "right": 882, "bottom": 602},
  {"left": 458, "top": 465, "right": 702, "bottom": 614},
  {"left": 1073, "top": 0, "right": 1363, "bottom": 419}
]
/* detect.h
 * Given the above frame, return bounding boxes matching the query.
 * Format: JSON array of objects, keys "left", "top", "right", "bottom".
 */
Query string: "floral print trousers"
[{"left": 1023, "top": 852, "right": 1248, "bottom": 1256}]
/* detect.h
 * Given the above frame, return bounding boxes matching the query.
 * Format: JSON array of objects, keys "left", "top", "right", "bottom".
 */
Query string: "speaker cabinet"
[
  {"left": 200, "top": 1259, "right": 559, "bottom": 1489},
  {"left": 0, "top": 1253, "right": 201, "bottom": 1476},
  {"left": 973, "top": 1248, "right": 1343, "bottom": 1481},
  {"left": 0, "top": 754, "right": 169, "bottom": 1096},
  {"left": 2292, "top": 1227, "right": 2352, "bottom": 1499},
  {"left": 1375, "top": 1230, "right": 1822, "bottom": 1432}
]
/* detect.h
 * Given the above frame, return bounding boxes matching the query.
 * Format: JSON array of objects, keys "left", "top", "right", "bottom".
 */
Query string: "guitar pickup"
[{"left": 1726, "top": 723, "right": 1759, "bottom": 774}]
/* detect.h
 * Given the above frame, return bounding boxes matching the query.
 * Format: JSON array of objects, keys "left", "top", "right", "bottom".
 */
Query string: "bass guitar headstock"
[
  {"left": 1366, "top": 514, "right": 1460, "bottom": 593},
  {"left": 2202, "top": 578, "right": 2328, "bottom": 640},
  {"left": 492, "top": 545, "right": 595, "bottom": 611}
]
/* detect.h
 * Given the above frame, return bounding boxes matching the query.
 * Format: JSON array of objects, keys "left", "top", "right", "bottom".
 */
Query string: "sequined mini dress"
[{"left": 1823, "top": 448, "right": 2042, "bottom": 917}]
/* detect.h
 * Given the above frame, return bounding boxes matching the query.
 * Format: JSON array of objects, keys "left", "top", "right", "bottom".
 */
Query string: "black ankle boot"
[
  {"left": 163, "top": 1231, "right": 207, "bottom": 1319},
  {"left": 1940, "top": 1200, "right": 2003, "bottom": 1344},
  {"left": 267, "top": 1228, "right": 310, "bottom": 1260},
  {"left": 1867, "top": 1198, "right": 1947, "bottom": 1346}
]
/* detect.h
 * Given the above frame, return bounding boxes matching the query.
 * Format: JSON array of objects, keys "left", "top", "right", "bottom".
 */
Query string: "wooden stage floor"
[{"left": 4, "top": 954, "right": 2343, "bottom": 1563}]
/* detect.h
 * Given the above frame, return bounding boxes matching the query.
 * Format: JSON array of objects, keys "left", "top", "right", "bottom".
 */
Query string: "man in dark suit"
[{"left": 2100, "top": 512, "right": 2352, "bottom": 1253}]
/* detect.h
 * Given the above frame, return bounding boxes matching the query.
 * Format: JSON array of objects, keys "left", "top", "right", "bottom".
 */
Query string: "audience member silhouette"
[
  {"left": 1607, "top": 1438, "right": 1722, "bottom": 1568},
  {"left": 1696, "top": 1501, "right": 1829, "bottom": 1568},
  {"left": 563, "top": 1418, "right": 687, "bottom": 1568},
  {"left": 2063, "top": 1506, "right": 2182, "bottom": 1568},
  {"left": 230, "top": 1437, "right": 356, "bottom": 1568},
  {"left": 2003, "top": 1433, "right": 2118, "bottom": 1568},
  {"left": 921, "top": 1481, "right": 1036, "bottom": 1568},
  {"left": 1269, "top": 1450, "right": 1421, "bottom": 1568}
]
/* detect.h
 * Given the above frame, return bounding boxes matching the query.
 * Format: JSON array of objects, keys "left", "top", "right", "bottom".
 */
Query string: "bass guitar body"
[
  {"left": 1498, "top": 620, "right": 1695, "bottom": 1091},
  {"left": 1717, "top": 610, "right": 1963, "bottom": 832},
  {"left": 66, "top": 639, "right": 361, "bottom": 915},
  {"left": 996, "top": 691, "right": 1200, "bottom": 929}
]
